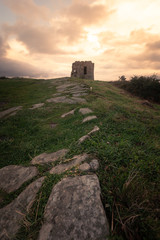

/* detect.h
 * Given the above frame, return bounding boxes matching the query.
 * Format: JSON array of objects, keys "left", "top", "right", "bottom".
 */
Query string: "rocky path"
[{"left": 0, "top": 79, "right": 109, "bottom": 239}]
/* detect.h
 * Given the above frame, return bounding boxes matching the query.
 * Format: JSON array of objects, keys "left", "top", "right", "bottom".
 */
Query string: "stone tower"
[{"left": 71, "top": 61, "right": 94, "bottom": 80}]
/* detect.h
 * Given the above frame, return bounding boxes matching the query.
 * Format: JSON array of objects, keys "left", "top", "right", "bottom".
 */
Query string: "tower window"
[{"left": 84, "top": 66, "right": 87, "bottom": 74}]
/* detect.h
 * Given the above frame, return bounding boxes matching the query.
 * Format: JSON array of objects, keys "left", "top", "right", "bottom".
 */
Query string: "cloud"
[
  {"left": 64, "top": 1, "right": 114, "bottom": 25},
  {"left": 0, "top": 33, "right": 42, "bottom": 78},
  {"left": 2, "top": 0, "right": 51, "bottom": 21},
  {"left": 0, "top": 36, "right": 10, "bottom": 56},
  {"left": 129, "top": 29, "right": 160, "bottom": 45},
  {"left": 146, "top": 40, "right": 160, "bottom": 51},
  {"left": 126, "top": 31, "right": 160, "bottom": 70},
  {"left": 1, "top": 0, "right": 115, "bottom": 57},
  {"left": 0, "top": 57, "right": 46, "bottom": 77},
  {"left": 3, "top": 22, "right": 69, "bottom": 55},
  {"left": 1, "top": 0, "right": 159, "bottom": 80}
]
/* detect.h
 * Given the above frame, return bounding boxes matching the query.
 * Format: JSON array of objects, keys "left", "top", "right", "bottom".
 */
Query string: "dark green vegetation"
[
  {"left": 115, "top": 75, "right": 160, "bottom": 103},
  {"left": 0, "top": 77, "right": 160, "bottom": 240}
]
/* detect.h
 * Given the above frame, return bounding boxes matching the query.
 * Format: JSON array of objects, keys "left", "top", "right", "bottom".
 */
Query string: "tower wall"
[{"left": 71, "top": 61, "right": 94, "bottom": 80}]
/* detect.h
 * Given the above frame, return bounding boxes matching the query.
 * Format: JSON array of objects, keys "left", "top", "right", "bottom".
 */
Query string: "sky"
[{"left": 0, "top": 0, "right": 160, "bottom": 81}]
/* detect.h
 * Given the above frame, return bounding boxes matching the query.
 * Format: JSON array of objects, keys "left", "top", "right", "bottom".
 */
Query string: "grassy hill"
[{"left": 0, "top": 77, "right": 160, "bottom": 239}]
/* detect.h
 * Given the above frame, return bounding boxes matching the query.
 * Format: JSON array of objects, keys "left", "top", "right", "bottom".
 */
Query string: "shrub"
[
  {"left": 119, "top": 75, "right": 127, "bottom": 81},
  {"left": 114, "top": 75, "right": 160, "bottom": 103}
]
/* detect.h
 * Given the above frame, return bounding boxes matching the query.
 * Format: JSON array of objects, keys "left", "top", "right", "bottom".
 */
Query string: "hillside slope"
[{"left": 0, "top": 77, "right": 160, "bottom": 240}]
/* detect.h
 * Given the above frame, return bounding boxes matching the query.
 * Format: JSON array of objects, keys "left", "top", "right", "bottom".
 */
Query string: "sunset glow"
[{"left": 0, "top": 0, "right": 160, "bottom": 80}]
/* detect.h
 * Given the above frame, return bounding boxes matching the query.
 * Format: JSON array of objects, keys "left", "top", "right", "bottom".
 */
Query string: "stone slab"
[
  {"left": 69, "top": 85, "right": 87, "bottom": 91},
  {"left": 46, "top": 96, "right": 76, "bottom": 104},
  {"left": 56, "top": 83, "right": 77, "bottom": 92},
  {"left": 78, "top": 126, "right": 100, "bottom": 144},
  {"left": 78, "top": 160, "right": 99, "bottom": 172},
  {"left": 38, "top": 175, "right": 109, "bottom": 240},
  {"left": 79, "top": 108, "right": 93, "bottom": 115},
  {"left": 72, "top": 93, "right": 88, "bottom": 97},
  {"left": 7, "top": 112, "right": 17, "bottom": 117},
  {"left": 0, "top": 177, "right": 45, "bottom": 240},
  {"left": 50, "top": 153, "right": 89, "bottom": 174},
  {"left": 52, "top": 93, "right": 62, "bottom": 97},
  {"left": 61, "top": 109, "right": 76, "bottom": 118},
  {"left": 0, "top": 106, "right": 22, "bottom": 118},
  {"left": 62, "top": 85, "right": 87, "bottom": 93},
  {"left": 0, "top": 165, "right": 38, "bottom": 193},
  {"left": 71, "top": 97, "right": 87, "bottom": 104},
  {"left": 78, "top": 134, "right": 89, "bottom": 144},
  {"left": 31, "top": 149, "right": 69, "bottom": 165},
  {"left": 29, "top": 103, "right": 44, "bottom": 109},
  {"left": 79, "top": 163, "right": 90, "bottom": 171},
  {"left": 88, "top": 125, "right": 100, "bottom": 135},
  {"left": 82, "top": 115, "right": 97, "bottom": 123},
  {"left": 64, "top": 89, "right": 88, "bottom": 94}
]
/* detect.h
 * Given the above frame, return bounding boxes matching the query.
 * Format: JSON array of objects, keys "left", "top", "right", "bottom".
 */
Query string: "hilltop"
[{"left": 0, "top": 77, "right": 160, "bottom": 240}]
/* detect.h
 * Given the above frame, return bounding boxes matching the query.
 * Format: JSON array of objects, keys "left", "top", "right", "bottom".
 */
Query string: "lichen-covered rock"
[
  {"left": 0, "top": 165, "right": 38, "bottom": 193},
  {"left": 38, "top": 175, "right": 109, "bottom": 240},
  {"left": 0, "top": 177, "right": 45, "bottom": 240}
]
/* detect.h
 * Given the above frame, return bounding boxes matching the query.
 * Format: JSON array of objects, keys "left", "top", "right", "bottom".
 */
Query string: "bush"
[
  {"left": 119, "top": 75, "right": 127, "bottom": 81},
  {"left": 114, "top": 75, "right": 160, "bottom": 103}
]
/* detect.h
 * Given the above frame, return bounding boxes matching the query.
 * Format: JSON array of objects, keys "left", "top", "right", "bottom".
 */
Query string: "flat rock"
[
  {"left": 0, "top": 165, "right": 38, "bottom": 193},
  {"left": 0, "top": 106, "right": 22, "bottom": 118},
  {"left": 78, "top": 134, "right": 89, "bottom": 144},
  {"left": 82, "top": 115, "right": 97, "bottom": 123},
  {"left": 52, "top": 93, "right": 62, "bottom": 97},
  {"left": 7, "top": 111, "right": 17, "bottom": 117},
  {"left": 63, "top": 85, "right": 87, "bottom": 93},
  {"left": 78, "top": 163, "right": 90, "bottom": 171},
  {"left": 79, "top": 108, "right": 93, "bottom": 115},
  {"left": 78, "top": 126, "right": 100, "bottom": 144},
  {"left": 88, "top": 125, "right": 100, "bottom": 135},
  {"left": 71, "top": 97, "right": 87, "bottom": 104},
  {"left": 38, "top": 175, "right": 109, "bottom": 240},
  {"left": 0, "top": 177, "right": 45, "bottom": 240},
  {"left": 90, "top": 159, "right": 99, "bottom": 171},
  {"left": 50, "top": 153, "right": 89, "bottom": 174},
  {"left": 72, "top": 93, "right": 88, "bottom": 97},
  {"left": 29, "top": 103, "right": 44, "bottom": 109},
  {"left": 56, "top": 83, "right": 77, "bottom": 92},
  {"left": 46, "top": 96, "right": 76, "bottom": 104},
  {"left": 31, "top": 149, "right": 69, "bottom": 165},
  {"left": 69, "top": 85, "right": 87, "bottom": 91},
  {"left": 64, "top": 89, "right": 87, "bottom": 94},
  {"left": 61, "top": 109, "right": 76, "bottom": 118}
]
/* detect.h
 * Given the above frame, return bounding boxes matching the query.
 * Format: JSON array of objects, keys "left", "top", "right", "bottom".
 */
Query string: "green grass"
[{"left": 0, "top": 77, "right": 160, "bottom": 240}]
